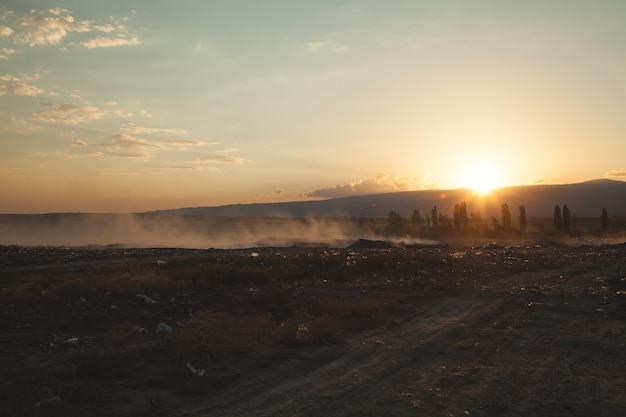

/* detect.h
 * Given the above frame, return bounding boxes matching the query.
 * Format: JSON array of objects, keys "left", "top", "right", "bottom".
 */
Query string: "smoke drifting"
[{"left": 0, "top": 213, "right": 387, "bottom": 248}]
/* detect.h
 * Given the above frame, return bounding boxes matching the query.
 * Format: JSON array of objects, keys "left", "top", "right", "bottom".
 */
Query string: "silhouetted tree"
[
  {"left": 386, "top": 210, "right": 408, "bottom": 235},
  {"left": 601, "top": 208, "right": 609, "bottom": 233},
  {"left": 410, "top": 209, "right": 423, "bottom": 230},
  {"left": 470, "top": 211, "right": 486, "bottom": 231},
  {"left": 438, "top": 213, "right": 452, "bottom": 228},
  {"left": 554, "top": 205, "right": 562, "bottom": 232},
  {"left": 492, "top": 216, "right": 500, "bottom": 232},
  {"left": 501, "top": 203, "right": 511, "bottom": 231},
  {"left": 518, "top": 205, "right": 527, "bottom": 237},
  {"left": 431, "top": 206, "right": 438, "bottom": 228},
  {"left": 453, "top": 201, "right": 468, "bottom": 232},
  {"left": 562, "top": 204, "right": 571, "bottom": 234}
]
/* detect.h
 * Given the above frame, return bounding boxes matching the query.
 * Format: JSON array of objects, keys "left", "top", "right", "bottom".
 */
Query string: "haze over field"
[{"left": 1, "top": 1, "right": 626, "bottom": 213}]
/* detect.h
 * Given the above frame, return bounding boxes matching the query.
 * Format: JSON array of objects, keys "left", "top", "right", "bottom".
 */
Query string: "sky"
[{"left": 1, "top": 1, "right": 625, "bottom": 213}]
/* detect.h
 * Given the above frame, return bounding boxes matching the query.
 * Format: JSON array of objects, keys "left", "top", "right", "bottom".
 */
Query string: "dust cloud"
[{"left": 0, "top": 213, "right": 391, "bottom": 248}]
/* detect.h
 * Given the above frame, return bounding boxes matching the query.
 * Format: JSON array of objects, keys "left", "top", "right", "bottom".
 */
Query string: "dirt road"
[{"left": 176, "top": 247, "right": 626, "bottom": 416}]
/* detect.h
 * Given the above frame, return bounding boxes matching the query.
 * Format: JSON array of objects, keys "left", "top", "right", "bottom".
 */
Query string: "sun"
[{"left": 463, "top": 164, "right": 501, "bottom": 194}]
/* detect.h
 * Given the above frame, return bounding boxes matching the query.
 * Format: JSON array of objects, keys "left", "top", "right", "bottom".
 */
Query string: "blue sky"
[{"left": 1, "top": 1, "right": 625, "bottom": 212}]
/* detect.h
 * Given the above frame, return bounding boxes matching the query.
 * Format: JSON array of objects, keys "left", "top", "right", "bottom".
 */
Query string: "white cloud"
[
  {"left": 93, "top": 24, "right": 115, "bottom": 33},
  {"left": 0, "top": 26, "right": 14, "bottom": 37},
  {"left": 3, "top": 9, "right": 140, "bottom": 49},
  {"left": 81, "top": 36, "right": 139, "bottom": 49},
  {"left": 71, "top": 139, "right": 87, "bottom": 147},
  {"left": 33, "top": 103, "right": 104, "bottom": 125},
  {"left": 1, "top": 83, "right": 44, "bottom": 96},
  {"left": 14, "top": 9, "right": 91, "bottom": 46}
]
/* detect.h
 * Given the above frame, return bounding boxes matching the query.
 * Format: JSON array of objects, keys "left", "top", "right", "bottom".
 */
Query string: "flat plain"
[{"left": 1, "top": 241, "right": 625, "bottom": 416}]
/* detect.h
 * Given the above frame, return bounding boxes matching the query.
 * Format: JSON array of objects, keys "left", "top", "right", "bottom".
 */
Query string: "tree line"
[{"left": 385, "top": 202, "right": 611, "bottom": 238}]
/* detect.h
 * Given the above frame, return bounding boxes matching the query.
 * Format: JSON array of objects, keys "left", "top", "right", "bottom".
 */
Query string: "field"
[{"left": 1, "top": 240, "right": 626, "bottom": 416}]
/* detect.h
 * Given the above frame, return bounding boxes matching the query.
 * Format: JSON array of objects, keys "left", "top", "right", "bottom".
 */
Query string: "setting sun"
[{"left": 463, "top": 165, "right": 502, "bottom": 194}]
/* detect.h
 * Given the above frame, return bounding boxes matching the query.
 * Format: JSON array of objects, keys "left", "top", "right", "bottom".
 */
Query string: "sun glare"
[{"left": 463, "top": 165, "right": 501, "bottom": 194}]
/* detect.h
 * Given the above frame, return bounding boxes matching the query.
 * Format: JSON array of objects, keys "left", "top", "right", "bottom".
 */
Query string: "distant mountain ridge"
[{"left": 153, "top": 179, "right": 626, "bottom": 219}]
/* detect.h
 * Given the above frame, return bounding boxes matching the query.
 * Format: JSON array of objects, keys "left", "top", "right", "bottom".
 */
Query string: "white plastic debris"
[
  {"left": 186, "top": 362, "right": 206, "bottom": 376},
  {"left": 156, "top": 322, "right": 172, "bottom": 333},
  {"left": 136, "top": 294, "right": 157, "bottom": 304},
  {"left": 132, "top": 325, "right": 148, "bottom": 335},
  {"left": 157, "top": 259, "right": 168, "bottom": 266}
]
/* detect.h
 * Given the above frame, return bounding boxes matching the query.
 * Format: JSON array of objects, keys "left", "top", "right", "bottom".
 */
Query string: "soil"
[{"left": 1, "top": 242, "right": 626, "bottom": 416}]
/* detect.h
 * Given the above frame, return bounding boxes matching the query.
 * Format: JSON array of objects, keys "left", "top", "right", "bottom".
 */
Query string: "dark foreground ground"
[{"left": 1, "top": 241, "right": 626, "bottom": 416}]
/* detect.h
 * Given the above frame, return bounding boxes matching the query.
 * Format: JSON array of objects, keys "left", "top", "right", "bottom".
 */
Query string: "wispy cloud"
[
  {"left": 0, "top": 83, "right": 44, "bottom": 96},
  {"left": 81, "top": 36, "right": 139, "bottom": 49},
  {"left": 33, "top": 102, "right": 104, "bottom": 125},
  {"left": 306, "top": 40, "right": 350, "bottom": 54},
  {"left": 189, "top": 155, "right": 246, "bottom": 164},
  {"left": 71, "top": 139, "right": 87, "bottom": 147},
  {"left": 1, "top": 8, "right": 140, "bottom": 50},
  {"left": 606, "top": 169, "right": 626, "bottom": 179},
  {"left": 0, "top": 47, "right": 16, "bottom": 59},
  {"left": 10, "top": 117, "right": 40, "bottom": 134},
  {"left": 121, "top": 123, "right": 188, "bottom": 135},
  {"left": 115, "top": 152, "right": 150, "bottom": 159},
  {"left": 162, "top": 165, "right": 218, "bottom": 171},
  {"left": 306, "top": 173, "right": 434, "bottom": 198},
  {"left": 110, "top": 133, "right": 157, "bottom": 148}
]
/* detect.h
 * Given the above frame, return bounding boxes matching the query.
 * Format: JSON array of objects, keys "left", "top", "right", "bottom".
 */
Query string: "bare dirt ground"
[{"left": 1, "top": 241, "right": 626, "bottom": 416}]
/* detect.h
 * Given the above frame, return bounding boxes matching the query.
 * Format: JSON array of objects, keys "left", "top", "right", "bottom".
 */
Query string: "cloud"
[
  {"left": 115, "top": 152, "right": 149, "bottom": 159},
  {"left": 13, "top": 9, "right": 91, "bottom": 46},
  {"left": 306, "top": 40, "right": 350, "bottom": 54},
  {"left": 3, "top": 9, "right": 140, "bottom": 49},
  {"left": 0, "top": 26, "right": 14, "bottom": 37},
  {"left": 110, "top": 133, "right": 157, "bottom": 148},
  {"left": 189, "top": 155, "right": 246, "bottom": 164},
  {"left": 162, "top": 165, "right": 218, "bottom": 171},
  {"left": 306, "top": 173, "right": 435, "bottom": 198},
  {"left": 1, "top": 83, "right": 44, "bottom": 96},
  {"left": 33, "top": 103, "right": 104, "bottom": 124},
  {"left": 164, "top": 139, "right": 205, "bottom": 147},
  {"left": 273, "top": 189, "right": 283, "bottom": 195},
  {"left": 71, "top": 140, "right": 87, "bottom": 147},
  {"left": 121, "top": 123, "right": 188, "bottom": 135},
  {"left": 10, "top": 117, "right": 41, "bottom": 134},
  {"left": 81, "top": 36, "right": 139, "bottom": 49},
  {"left": 0, "top": 47, "right": 16, "bottom": 59},
  {"left": 606, "top": 169, "right": 626, "bottom": 179}
]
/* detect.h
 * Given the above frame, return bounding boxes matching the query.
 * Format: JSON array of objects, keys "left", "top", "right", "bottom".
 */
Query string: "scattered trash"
[
  {"left": 157, "top": 259, "right": 167, "bottom": 266},
  {"left": 156, "top": 322, "right": 172, "bottom": 333},
  {"left": 136, "top": 294, "right": 157, "bottom": 304},
  {"left": 250, "top": 252, "right": 260, "bottom": 257},
  {"left": 132, "top": 325, "right": 148, "bottom": 335},
  {"left": 75, "top": 297, "right": 88, "bottom": 304},
  {"left": 186, "top": 362, "right": 206, "bottom": 376},
  {"left": 63, "top": 337, "right": 81, "bottom": 346},
  {"left": 34, "top": 387, "right": 63, "bottom": 413}
]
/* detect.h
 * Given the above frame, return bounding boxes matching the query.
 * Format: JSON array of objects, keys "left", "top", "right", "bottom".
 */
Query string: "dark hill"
[{"left": 154, "top": 179, "right": 626, "bottom": 219}]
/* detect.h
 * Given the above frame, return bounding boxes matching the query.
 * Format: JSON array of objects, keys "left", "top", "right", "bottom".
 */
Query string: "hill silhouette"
[{"left": 155, "top": 179, "right": 626, "bottom": 219}]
